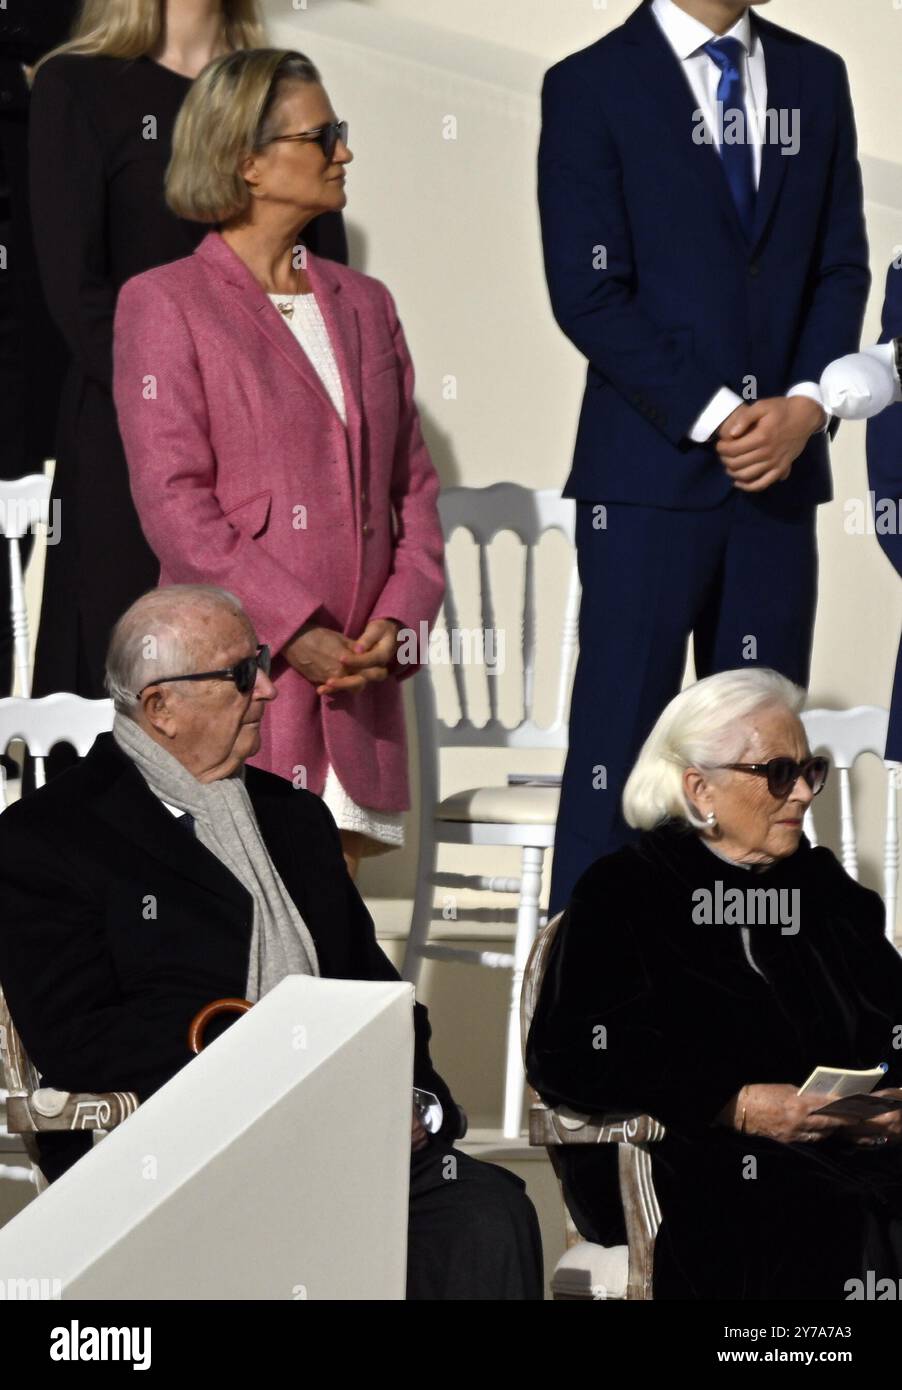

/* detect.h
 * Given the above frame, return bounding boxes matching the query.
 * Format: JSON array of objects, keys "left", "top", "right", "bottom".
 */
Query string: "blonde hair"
[
  {"left": 34, "top": 0, "right": 264, "bottom": 74},
  {"left": 164, "top": 48, "right": 321, "bottom": 223},
  {"left": 622, "top": 668, "right": 806, "bottom": 832}
]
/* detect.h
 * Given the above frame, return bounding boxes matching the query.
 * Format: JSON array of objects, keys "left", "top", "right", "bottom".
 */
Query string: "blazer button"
[
  {"left": 748, "top": 262, "right": 760, "bottom": 277},
  {"left": 362, "top": 522, "right": 371, "bottom": 536}
]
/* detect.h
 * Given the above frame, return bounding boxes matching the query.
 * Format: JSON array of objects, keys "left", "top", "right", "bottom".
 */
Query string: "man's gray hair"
[{"left": 104, "top": 585, "right": 249, "bottom": 716}]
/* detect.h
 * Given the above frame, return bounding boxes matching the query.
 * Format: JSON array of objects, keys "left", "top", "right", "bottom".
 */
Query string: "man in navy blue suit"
[{"left": 542, "top": 0, "right": 870, "bottom": 914}]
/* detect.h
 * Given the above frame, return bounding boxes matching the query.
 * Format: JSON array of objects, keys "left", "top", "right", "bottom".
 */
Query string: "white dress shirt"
[{"left": 651, "top": 0, "right": 826, "bottom": 442}]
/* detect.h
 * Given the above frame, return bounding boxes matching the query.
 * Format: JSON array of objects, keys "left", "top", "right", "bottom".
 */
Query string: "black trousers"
[{"left": 407, "top": 1137, "right": 544, "bottom": 1299}]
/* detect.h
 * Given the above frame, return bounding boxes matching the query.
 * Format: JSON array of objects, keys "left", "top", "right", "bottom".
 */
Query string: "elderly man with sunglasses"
[
  {"left": 527, "top": 667, "right": 902, "bottom": 1301},
  {"left": 0, "top": 585, "right": 544, "bottom": 1301}
]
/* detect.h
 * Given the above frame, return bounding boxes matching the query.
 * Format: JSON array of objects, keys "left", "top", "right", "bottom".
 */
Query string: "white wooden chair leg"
[
  {"left": 402, "top": 820, "right": 438, "bottom": 987},
  {"left": 8, "top": 535, "right": 30, "bottom": 699},
  {"left": 503, "top": 843, "right": 544, "bottom": 1138}
]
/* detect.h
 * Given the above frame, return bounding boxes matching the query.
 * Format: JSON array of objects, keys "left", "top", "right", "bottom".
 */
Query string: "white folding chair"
[
  {"left": 0, "top": 474, "right": 51, "bottom": 698},
  {"left": 801, "top": 705, "right": 900, "bottom": 943},
  {"left": 403, "top": 484, "right": 579, "bottom": 1137}
]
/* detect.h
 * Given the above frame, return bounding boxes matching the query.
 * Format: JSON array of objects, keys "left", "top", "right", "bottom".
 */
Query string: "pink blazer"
[{"left": 112, "top": 230, "right": 444, "bottom": 812}]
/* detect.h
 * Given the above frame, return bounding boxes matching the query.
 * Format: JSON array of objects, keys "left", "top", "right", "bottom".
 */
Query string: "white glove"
[{"left": 820, "top": 343, "right": 900, "bottom": 421}]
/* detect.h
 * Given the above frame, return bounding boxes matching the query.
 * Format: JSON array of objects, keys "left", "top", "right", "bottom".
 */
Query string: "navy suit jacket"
[
  {"left": 866, "top": 262, "right": 902, "bottom": 759},
  {"left": 539, "top": 0, "right": 869, "bottom": 517}
]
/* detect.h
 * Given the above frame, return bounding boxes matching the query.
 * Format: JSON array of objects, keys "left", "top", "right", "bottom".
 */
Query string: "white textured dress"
[{"left": 268, "top": 291, "right": 405, "bottom": 853}]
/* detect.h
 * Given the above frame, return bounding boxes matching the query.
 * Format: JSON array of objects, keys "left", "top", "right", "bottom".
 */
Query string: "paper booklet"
[
  {"left": 799, "top": 1065, "right": 888, "bottom": 1098},
  {"left": 799, "top": 1064, "right": 902, "bottom": 1119}
]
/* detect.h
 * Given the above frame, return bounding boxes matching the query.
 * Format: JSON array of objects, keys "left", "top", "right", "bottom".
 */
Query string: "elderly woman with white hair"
[{"left": 527, "top": 667, "right": 902, "bottom": 1300}]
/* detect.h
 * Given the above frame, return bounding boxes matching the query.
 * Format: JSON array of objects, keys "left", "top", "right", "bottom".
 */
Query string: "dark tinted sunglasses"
[
  {"left": 267, "top": 120, "right": 348, "bottom": 161},
  {"left": 715, "top": 755, "right": 829, "bottom": 799},
  {"left": 136, "top": 644, "right": 271, "bottom": 698}
]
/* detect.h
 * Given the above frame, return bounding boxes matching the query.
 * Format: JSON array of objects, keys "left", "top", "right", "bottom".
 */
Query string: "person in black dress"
[
  {"left": 27, "top": 0, "right": 347, "bottom": 722},
  {"left": 527, "top": 667, "right": 902, "bottom": 1300}
]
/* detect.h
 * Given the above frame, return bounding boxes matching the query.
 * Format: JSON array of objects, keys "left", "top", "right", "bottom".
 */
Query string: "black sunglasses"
[
  {"left": 713, "top": 755, "right": 829, "bottom": 799},
  {"left": 266, "top": 119, "right": 348, "bottom": 161},
  {"left": 136, "top": 645, "right": 271, "bottom": 698}
]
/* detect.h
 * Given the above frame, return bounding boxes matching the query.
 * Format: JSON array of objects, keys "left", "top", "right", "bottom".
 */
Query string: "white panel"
[{"left": 0, "top": 977, "right": 414, "bottom": 1300}]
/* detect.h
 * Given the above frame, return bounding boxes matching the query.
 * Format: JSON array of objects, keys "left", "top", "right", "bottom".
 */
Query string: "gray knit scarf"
[{"left": 113, "top": 713, "right": 319, "bottom": 1001}]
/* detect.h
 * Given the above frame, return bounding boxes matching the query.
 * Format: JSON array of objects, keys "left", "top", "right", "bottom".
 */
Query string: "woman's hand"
[
  {"left": 719, "top": 1083, "right": 850, "bottom": 1144},
  {"left": 847, "top": 1089, "right": 902, "bottom": 1148},
  {"left": 315, "top": 619, "right": 401, "bottom": 695},
  {"left": 282, "top": 624, "right": 362, "bottom": 688}
]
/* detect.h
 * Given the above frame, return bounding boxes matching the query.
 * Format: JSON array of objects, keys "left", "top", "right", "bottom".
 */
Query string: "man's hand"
[
  {"left": 315, "top": 619, "right": 401, "bottom": 696},
  {"left": 715, "top": 397, "right": 826, "bottom": 492}
]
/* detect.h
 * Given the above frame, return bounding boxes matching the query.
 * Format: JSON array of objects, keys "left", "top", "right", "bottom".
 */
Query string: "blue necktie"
[
  {"left": 703, "top": 37, "right": 756, "bottom": 239},
  {"left": 177, "top": 811, "right": 196, "bottom": 836}
]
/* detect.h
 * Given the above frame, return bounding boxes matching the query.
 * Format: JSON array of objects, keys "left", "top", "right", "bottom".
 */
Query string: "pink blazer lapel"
[{"left": 193, "top": 231, "right": 364, "bottom": 473}]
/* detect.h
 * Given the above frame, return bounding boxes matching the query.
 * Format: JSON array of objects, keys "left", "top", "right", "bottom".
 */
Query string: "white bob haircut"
[{"left": 622, "top": 667, "right": 807, "bottom": 832}]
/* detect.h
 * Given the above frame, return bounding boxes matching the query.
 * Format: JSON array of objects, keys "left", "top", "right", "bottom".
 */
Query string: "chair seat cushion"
[
  {"left": 551, "top": 1242, "right": 629, "bottom": 1300},
  {"left": 436, "top": 784, "right": 560, "bottom": 825}
]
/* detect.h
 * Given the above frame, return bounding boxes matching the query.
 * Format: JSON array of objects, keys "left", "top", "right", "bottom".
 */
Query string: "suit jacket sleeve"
[
  {"left": 113, "top": 275, "right": 326, "bottom": 655},
  {"left": 525, "top": 871, "right": 741, "bottom": 1129},
  {"left": 28, "top": 58, "right": 116, "bottom": 392},
  {"left": 309, "top": 794, "right": 462, "bottom": 1139},
  {"left": 537, "top": 61, "right": 727, "bottom": 448},
  {"left": 786, "top": 57, "right": 870, "bottom": 392},
  {"left": 366, "top": 282, "right": 445, "bottom": 682},
  {"left": 0, "top": 813, "right": 196, "bottom": 1100},
  {"left": 866, "top": 261, "right": 902, "bottom": 579}
]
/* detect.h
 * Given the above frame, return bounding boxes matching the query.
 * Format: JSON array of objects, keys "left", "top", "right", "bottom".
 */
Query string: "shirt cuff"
[
  {"left": 689, "top": 386, "right": 744, "bottom": 443},
  {"left": 787, "top": 381, "right": 830, "bottom": 433}
]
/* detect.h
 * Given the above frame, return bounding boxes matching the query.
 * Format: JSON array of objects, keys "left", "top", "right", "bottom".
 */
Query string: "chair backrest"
[
  {"left": 801, "top": 706, "right": 900, "bottom": 940},
  {"left": 416, "top": 484, "right": 579, "bottom": 755},
  {"left": 0, "top": 474, "right": 52, "bottom": 698},
  {"left": 0, "top": 693, "right": 115, "bottom": 807}
]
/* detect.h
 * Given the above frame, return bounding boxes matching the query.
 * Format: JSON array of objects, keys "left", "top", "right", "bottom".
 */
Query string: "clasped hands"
[
  {"left": 283, "top": 617, "right": 402, "bottom": 696},
  {"left": 714, "top": 396, "right": 826, "bottom": 492},
  {"left": 718, "top": 1083, "right": 902, "bottom": 1148}
]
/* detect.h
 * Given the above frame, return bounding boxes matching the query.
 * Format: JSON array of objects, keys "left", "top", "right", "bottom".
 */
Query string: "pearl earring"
[{"left": 706, "top": 811, "right": 717, "bottom": 826}]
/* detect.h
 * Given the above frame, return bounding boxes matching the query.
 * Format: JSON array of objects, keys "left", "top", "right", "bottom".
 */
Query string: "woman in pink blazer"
[{"left": 112, "top": 49, "right": 444, "bottom": 876}]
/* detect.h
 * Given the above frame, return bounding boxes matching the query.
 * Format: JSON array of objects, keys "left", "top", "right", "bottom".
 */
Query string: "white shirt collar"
[{"left": 651, "top": 0, "right": 755, "bottom": 61}]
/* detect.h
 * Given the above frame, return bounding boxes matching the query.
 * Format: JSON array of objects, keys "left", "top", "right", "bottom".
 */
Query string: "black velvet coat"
[{"left": 526, "top": 821, "right": 902, "bottom": 1299}]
